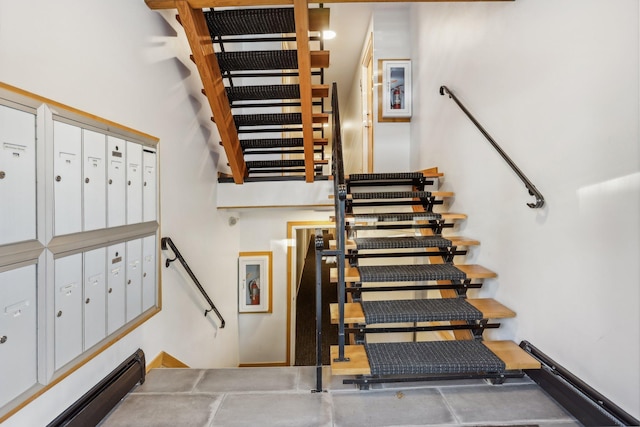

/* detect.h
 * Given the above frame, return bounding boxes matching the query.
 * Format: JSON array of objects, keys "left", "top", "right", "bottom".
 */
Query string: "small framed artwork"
[
  {"left": 379, "top": 59, "right": 412, "bottom": 122},
  {"left": 238, "top": 251, "right": 272, "bottom": 314}
]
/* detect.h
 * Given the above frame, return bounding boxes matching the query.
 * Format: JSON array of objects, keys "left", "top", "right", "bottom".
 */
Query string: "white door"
[
  {"left": 82, "top": 129, "right": 106, "bottom": 231},
  {"left": 0, "top": 264, "right": 37, "bottom": 407},
  {"left": 53, "top": 121, "right": 83, "bottom": 236},
  {"left": 107, "top": 136, "right": 126, "bottom": 227},
  {"left": 54, "top": 253, "right": 83, "bottom": 370},
  {"left": 83, "top": 247, "right": 106, "bottom": 350},
  {"left": 0, "top": 105, "right": 36, "bottom": 245}
]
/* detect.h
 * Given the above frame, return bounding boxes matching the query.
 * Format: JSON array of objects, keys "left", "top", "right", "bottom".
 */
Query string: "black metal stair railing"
[
  {"left": 440, "top": 85, "right": 545, "bottom": 209},
  {"left": 161, "top": 237, "right": 225, "bottom": 328},
  {"left": 313, "top": 82, "right": 347, "bottom": 393}
]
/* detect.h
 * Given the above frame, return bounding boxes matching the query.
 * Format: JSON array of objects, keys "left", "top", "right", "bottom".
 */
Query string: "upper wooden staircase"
[{"left": 148, "top": 1, "right": 331, "bottom": 183}]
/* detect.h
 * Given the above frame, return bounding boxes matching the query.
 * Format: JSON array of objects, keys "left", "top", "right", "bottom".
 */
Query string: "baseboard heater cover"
[
  {"left": 520, "top": 341, "right": 639, "bottom": 427},
  {"left": 48, "top": 349, "right": 146, "bottom": 427}
]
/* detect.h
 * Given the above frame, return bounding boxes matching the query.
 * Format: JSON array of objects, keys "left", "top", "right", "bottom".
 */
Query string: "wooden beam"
[
  {"left": 175, "top": 1, "right": 247, "bottom": 183},
  {"left": 147, "top": 0, "right": 515, "bottom": 10},
  {"left": 294, "top": 0, "right": 315, "bottom": 182},
  {"left": 309, "top": 8, "right": 330, "bottom": 32}
]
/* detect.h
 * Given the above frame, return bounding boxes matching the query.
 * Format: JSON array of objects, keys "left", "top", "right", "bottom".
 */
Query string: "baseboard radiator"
[
  {"left": 48, "top": 349, "right": 146, "bottom": 427},
  {"left": 520, "top": 341, "right": 639, "bottom": 426}
]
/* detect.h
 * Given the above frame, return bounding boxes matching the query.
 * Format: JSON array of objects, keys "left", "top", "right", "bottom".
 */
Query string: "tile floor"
[{"left": 100, "top": 366, "right": 580, "bottom": 427}]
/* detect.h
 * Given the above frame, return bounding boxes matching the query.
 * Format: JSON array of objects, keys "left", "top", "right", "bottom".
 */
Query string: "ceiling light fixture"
[{"left": 322, "top": 30, "right": 336, "bottom": 40}]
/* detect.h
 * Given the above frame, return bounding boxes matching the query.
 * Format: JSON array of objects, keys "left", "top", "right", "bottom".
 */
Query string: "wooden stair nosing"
[
  {"left": 330, "top": 341, "right": 540, "bottom": 376},
  {"left": 329, "top": 298, "right": 515, "bottom": 324},
  {"left": 311, "top": 84, "right": 330, "bottom": 98}
]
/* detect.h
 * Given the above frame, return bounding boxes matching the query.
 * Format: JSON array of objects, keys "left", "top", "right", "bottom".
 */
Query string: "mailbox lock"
[
  {"left": 127, "top": 279, "right": 132, "bottom": 285},
  {"left": 85, "top": 177, "right": 90, "bottom": 184},
  {"left": 85, "top": 298, "right": 91, "bottom": 304},
  {"left": 143, "top": 272, "right": 147, "bottom": 278},
  {"left": 144, "top": 181, "right": 147, "bottom": 187},
  {"left": 57, "top": 310, "right": 62, "bottom": 318},
  {"left": 0, "top": 336, "right": 7, "bottom": 344},
  {"left": 55, "top": 175, "right": 62, "bottom": 182},
  {"left": 128, "top": 180, "right": 131, "bottom": 186},
  {"left": 109, "top": 179, "right": 113, "bottom": 185},
  {"left": 0, "top": 171, "right": 5, "bottom": 179},
  {"left": 108, "top": 287, "right": 113, "bottom": 293}
]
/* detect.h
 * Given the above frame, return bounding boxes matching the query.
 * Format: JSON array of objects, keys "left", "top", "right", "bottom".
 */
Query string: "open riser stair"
[
  {"left": 328, "top": 170, "right": 541, "bottom": 388},
  {"left": 187, "top": 5, "right": 331, "bottom": 183}
]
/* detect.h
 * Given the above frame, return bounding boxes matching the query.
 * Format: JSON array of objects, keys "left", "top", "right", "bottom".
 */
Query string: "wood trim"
[
  {"left": 147, "top": 0, "right": 515, "bottom": 10},
  {"left": 238, "top": 362, "right": 289, "bottom": 367},
  {"left": 147, "top": 351, "right": 190, "bottom": 371},
  {"left": 176, "top": 1, "right": 247, "bottom": 184},
  {"left": 294, "top": 0, "right": 316, "bottom": 182}
]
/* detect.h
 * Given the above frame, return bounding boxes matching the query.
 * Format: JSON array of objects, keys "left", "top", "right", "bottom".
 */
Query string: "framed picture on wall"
[
  {"left": 238, "top": 252, "right": 272, "bottom": 314},
  {"left": 379, "top": 59, "right": 412, "bottom": 121}
]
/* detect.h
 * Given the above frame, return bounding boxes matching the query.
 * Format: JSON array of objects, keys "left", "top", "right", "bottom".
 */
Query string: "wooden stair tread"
[
  {"left": 483, "top": 341, "right": 541, "bottom": 370},
  {"left": 330, "top": 264, "right": 497, "bottom": 283},
  {"left": 330, "top": 298, "right": 515, "bottom": 324},
  {"left": 331, "top": 345, "right": 371, "bottom": 375},
  {"left": 312, "top": 113, "right": 329, "bottom": 123},
  {"left": 310, "top": 51, "right": 330, "bottom": 68},
  {"left": 330, "top": 341, "right": 540, "bottom": 376},
  {"left": 311, "top": 84, "right": 330, "bottom": 98}
]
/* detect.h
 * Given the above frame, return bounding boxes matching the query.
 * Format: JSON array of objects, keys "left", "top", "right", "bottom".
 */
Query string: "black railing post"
[
  {"left": 440, "top": 85, "right": 545, "bottom": 209},
  {"left": 161, "top": 237, "right": 226, "bottom": 328},
  {"left": 313, "top": 231, "right": 325, "bottom": 392}
]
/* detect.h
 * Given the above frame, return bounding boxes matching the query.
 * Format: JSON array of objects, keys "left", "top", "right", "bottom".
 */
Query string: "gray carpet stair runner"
[
  {"left": 351, "top": 191, "right": 432, "bottom": 199},
  {"left": 240, "top": 138, "right": 305, "bottom": 149},
  {"left": 217, "top": 50, "right": 300, "bottom": 71},
  {"left": 353, "top": 236, "right": 454, "bottom": 250},
  {"left": 361, "top": 298, "right": 483, "bottom": 323},
  {"left": 365, "top": 341, "right": 506, "bottom": 375},
  {"left": 349, "top": 172, "right": 426, "bottom": 181},
  {"left": 226, "top": 85, "right": 301, "bottom": 102},
  {"left": 235, "top": 113, "right": 305, "bottom": 128},
  {"left": 204, "top": 8, "right": 297, "bottom": 36},
  {"left": 357, "top": 264, "right": 466, "bottom": 282},
  {"left": 353, "top": 212, "right": 442, "bottom": 222}
]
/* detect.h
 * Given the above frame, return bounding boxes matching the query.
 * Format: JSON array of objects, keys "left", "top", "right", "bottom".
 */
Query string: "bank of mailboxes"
[
  {"left": 52, "top": 121, "right": 157, "bottom": 236},
  {"left": 54, "top": 236, "right": 157, "bottom": 371},
  {"left": 0, "top": 102, "right": 159, "bottom": 408}
]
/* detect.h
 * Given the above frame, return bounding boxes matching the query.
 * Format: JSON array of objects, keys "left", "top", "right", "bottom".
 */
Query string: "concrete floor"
[{"left": 100, "top": 366, "right": 580, "bottom": 427}]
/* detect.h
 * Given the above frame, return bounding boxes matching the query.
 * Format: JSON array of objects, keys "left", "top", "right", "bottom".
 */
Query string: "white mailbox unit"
[{"left": 0, "top": 84, "right": 160, "bottom": 421}]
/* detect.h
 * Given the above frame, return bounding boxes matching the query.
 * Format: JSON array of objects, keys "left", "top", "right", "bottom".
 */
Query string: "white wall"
[
  {"left": 410, "top": 0, "right": 639, "bottom": 418},
  {"left": 372, "top": 6, "right": 412, "bottom": 172},
  {"left": 236, "top": 209, "right": 331, "bottom": 364},
  {"left": 0, "top": 0, "right": 240, "bottom": 424}
]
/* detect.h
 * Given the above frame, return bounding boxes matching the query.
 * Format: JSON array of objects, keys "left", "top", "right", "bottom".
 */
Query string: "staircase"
[
  {"left": 327, "top": 170, "right": 541, "bottom": 388},
  {"left": 170, "top": 2, "right": 331, "bottom": 183}
]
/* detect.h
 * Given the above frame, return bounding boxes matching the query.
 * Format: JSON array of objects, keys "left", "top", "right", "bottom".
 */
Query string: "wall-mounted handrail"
[
  {"left": 161, "top": 237, "right": 225, "bottom": 328},
  {"left": 440, "top": 85, "right": 545, "bottom": 209}
]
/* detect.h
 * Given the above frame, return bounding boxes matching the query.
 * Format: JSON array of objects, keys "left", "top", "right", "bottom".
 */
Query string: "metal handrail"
[
  {"left": 161, "top": 237, "right": 226, "bottom": 328},
  {"left": 440, "top": 85, "right": 545, "bottom": 209},
  {"left": 330, "top": 83, "right": 348, "bottom": 362}
]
